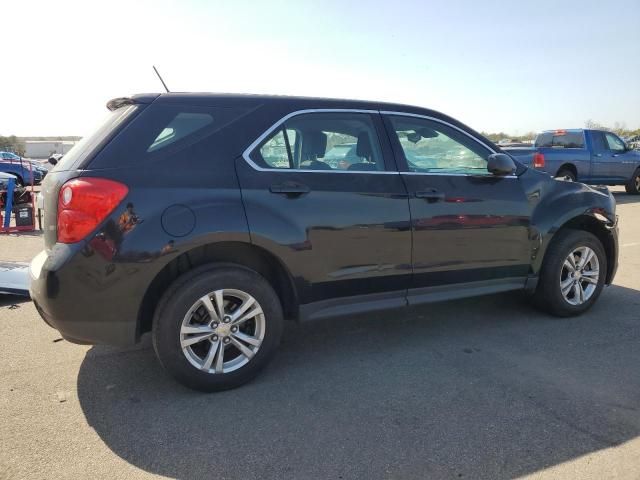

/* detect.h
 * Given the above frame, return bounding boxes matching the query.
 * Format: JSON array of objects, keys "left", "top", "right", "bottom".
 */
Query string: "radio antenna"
[{"left": 152, "top": 65, "right": 170, "bottom": 93}]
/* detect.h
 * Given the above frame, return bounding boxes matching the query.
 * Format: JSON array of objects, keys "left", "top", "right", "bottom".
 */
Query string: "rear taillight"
[
  {"left": 57, "top": 177, "right": 128, "bottom": 243},
  {"left": 533, "top": 152, "right": 545, "bottom": 169}
]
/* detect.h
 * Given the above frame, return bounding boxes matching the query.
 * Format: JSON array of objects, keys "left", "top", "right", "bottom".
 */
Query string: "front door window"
[{"left": 388, "top": 116, "right": 490, "bottom": 175}]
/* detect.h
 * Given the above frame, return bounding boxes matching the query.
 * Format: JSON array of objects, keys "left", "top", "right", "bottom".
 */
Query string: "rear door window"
[{"left": 252, "top": 112, "right": 386, "bottom": 171}]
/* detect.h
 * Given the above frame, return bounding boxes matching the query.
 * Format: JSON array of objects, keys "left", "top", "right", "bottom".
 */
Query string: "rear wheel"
[
  {"left": 624, "top": 168, "right": 640, "bottom": 195},
  {"left": 555, "top": 169, "right": 576, "bottom": 182},
  {"left": 533, "top": 229, "right": 606, "bottom": 317},
  {"left": 152, "top": 264, "right": 284, "bottom": 391}
]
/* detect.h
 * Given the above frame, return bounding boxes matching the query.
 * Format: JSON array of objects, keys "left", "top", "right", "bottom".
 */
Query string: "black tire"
[
  {"left": 624, "top": 168, "right": 640, "bottom": 195},
  {"left": 533, "top": 229, "right": 606, "bottom": 317},
  {"left": 555, "top": 169, "right": 576, "bottom": 182},
  {"left": 152, "top": 264, "right": 284, "bottom": 392}
]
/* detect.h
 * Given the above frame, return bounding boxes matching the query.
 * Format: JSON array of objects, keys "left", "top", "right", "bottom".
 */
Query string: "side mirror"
[
  {"left": 48, "top": 157, "right": 58, "bottom": 166},
  {"left": 487, "top": 153, "right": 516, "bottom": 176}
]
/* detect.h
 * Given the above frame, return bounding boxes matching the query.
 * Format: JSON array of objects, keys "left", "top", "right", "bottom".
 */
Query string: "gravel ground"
[{"left": 0, "top": 187, "right": 639, "bottom": 480}]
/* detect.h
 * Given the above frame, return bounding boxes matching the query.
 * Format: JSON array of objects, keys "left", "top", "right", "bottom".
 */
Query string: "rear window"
[
  {"left": 52, "top": 105, "right": 138, "bottom": 171},
  {"left": 535, "top": 131, "right": 585, "bottom": 149},
  {"left": 90, "top": 104, "right": 250, "bottom": 168}
]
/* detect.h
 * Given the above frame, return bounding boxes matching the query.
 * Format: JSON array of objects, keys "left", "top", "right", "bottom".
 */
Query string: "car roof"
[
  {"left": 132, "top": 92, "right": 456, "bottom": 119},
  {"left": 122, "top": 92, "right": 501, "bottom": 153}
]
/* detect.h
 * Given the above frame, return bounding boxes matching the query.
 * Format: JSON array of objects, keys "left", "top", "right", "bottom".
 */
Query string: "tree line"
[
  {"left": 482, "top": 120, "right": 640, "bottom": 143},
  {"left": 0, "top": 136, "right": 26, "bottom": 156}
]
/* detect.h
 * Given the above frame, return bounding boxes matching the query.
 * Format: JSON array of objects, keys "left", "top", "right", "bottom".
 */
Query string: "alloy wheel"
[
  {"left": 180, "top": 289, "right": 265, "bottom": 374},
  {"left": 559, "top": 246, "right": 599, "bottom": 306}
]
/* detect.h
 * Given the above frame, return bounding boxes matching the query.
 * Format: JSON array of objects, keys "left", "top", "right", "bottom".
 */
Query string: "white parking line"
[{"left": 622, "top": 242, "right": 640, "bottom": 248}]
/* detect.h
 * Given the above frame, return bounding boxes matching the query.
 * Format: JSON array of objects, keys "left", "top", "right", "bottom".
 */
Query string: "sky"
[{"left": 2, "top": 0, "right": 639, "bottom": 137}]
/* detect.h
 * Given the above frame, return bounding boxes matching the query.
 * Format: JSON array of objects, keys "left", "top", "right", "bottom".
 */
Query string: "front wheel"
[
  {"left": 555, "top": 169, "right": 576, "bottom": 182},
  {"left": 624, "top": 168, "right": 640, "bottom": 195},
  {"left": 152, "top": 264, "right": 284, "bottom": 392},
  {"left": 533, "top": 229, "right": 606, "bottom": 317}
]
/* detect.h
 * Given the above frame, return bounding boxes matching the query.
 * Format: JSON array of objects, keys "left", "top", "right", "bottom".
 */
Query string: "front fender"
[{"left": 529, "top": 179, "right": 616, "bottom": 276}]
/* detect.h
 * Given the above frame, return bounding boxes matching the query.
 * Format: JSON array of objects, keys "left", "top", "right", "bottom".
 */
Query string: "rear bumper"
[{"left": 29, "top": 247, "right": 143, "bottom": 346}]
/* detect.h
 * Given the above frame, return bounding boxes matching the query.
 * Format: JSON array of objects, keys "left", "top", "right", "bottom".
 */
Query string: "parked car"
[
  {"left": 30, "top": 93, "right": 618, "bottom": 391},
  {"left": 0, "top": 172, "right": 17, "bottom": 191},
  {"left": 0, "top": 151, "right": 47, "bottom": 186},
  {"left": 625, "top": 135, "right": 640, "bottom": 150},
  {"left": 504, "top": 129, "right": 640, "bottom": 194}
]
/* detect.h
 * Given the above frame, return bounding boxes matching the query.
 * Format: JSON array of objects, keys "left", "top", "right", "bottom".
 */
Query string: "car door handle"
[
  {"left": 269, "top": 182, "right": 310, "bottom": 196},
  {"left": 414, "top": 189, "right": 445, "bottom": 202},
  {"left": 593, "top": 153, "right": 603, "bottom": 158}
]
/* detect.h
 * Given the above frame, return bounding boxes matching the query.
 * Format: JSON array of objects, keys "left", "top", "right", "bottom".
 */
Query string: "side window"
[
  {"left": 252, "top": 112, "right": 385, "bottom": 171},
  {"left": 259, "top": 128, "right": 298, "bottom": 168},
  {"left": 605, "top": 133, "right": 625, "bottom": 153},
  {"left": 147, "top": 113, "right": 213, "bottom": 152},
  {"left": 89, "top": 104, "right": 251, "bottom": 168},
  {"left": 388, "top": 116, "right": 491, "bottom": 174}
]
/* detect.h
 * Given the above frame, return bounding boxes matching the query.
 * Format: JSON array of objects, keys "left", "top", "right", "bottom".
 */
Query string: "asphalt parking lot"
[{"left": 1, "top": 187, "right": 639, "bottom": 480}]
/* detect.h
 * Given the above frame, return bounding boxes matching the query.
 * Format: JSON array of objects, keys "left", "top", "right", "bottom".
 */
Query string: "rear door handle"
[
  {"left": 415, "top": 189, "right": 445, "bottom": 202},
  {"left": 269, "top": 182, "right": 310, "bottom": 196},
  {"left": 593, "top": 153, "right": 603, "bottom": 158}
]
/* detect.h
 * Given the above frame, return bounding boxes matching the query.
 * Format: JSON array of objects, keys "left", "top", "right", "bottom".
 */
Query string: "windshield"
[{"left": 52, "top": 105, "right": 138, "bottom": 172}]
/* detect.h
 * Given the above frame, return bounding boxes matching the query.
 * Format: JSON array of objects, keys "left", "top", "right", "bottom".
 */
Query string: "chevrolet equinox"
[{"left": 30, "top": 93, "right": 619, "bottom": 391}]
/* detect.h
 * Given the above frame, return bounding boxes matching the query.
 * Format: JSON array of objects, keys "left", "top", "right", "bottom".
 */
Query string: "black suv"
[{"left": 30, "top": 93, "right": 618, "bottom": 391}]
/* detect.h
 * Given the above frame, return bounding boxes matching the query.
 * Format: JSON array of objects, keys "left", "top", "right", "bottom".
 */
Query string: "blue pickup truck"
[
  {"left": 504, "top": 129, "right": 640, "bottom": 194},
  {"left": 0, "top": 151, "right": 47, "bottom": 186}
]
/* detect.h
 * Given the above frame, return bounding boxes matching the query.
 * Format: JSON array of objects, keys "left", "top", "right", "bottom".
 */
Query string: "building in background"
[{"left": 24, "top": 140, "right": 76, "bottom": 159}]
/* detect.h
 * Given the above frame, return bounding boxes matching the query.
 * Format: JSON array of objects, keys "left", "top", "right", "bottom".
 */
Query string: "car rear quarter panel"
[{"left": 34, "top": 153, "right": 251, "bottom": 346}]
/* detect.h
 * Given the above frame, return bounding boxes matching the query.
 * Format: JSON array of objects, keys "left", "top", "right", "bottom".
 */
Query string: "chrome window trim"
[
  {"left": 380, "top": 110, "right": 517, "bottom": 179},
  {"left": 401, "top": 171, "right": 517, "bottom": 179},
  {"left": 380, "top": 110, "right": 498, "bottom": 154},
  {"left": 242, "top": 108, "right": 397, "bottom": 175},
  {"left": 242, "top": 108, "right": 517, "bottom": 178}
]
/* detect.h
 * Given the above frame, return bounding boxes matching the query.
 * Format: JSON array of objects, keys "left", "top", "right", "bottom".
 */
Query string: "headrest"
[
  {"left": 301, "top": 131, "right": 327, "bottom": 159},
  {"left": 356, "top": 132, "right": 373, "bottom": 158}
]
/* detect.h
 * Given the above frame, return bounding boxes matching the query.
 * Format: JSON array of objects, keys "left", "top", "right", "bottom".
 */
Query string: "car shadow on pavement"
[
  {"left": 76, "top": 285, "right": 640, "bottom": 480},
  {"left": 0, "top": 294, "right": 30, "bottom": 308}
]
